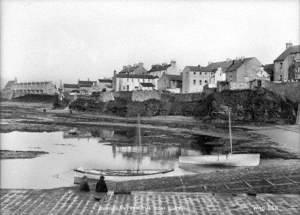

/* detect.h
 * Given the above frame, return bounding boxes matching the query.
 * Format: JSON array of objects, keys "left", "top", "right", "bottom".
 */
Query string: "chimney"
[
  {"left": 198, "top": 64, "right": 201, "bottom": 67},
  {"left": 286, "top": 42, "right": 293, "bottom": 49},
  {"left": 170, "top": 60, "right": 176, "bottom": 66},
  {"left": 113, "top": 70, "right": 117, "bottom": 76}
]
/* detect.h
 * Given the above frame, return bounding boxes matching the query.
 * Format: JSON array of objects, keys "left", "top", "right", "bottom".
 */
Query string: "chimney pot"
[{"left": 286, "top": 42, "right": 293, "bottom": 49}]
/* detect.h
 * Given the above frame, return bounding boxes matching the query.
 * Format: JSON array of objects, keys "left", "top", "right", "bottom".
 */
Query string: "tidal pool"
[{"left": 0, "top": 128, "right": 217, "bottom": 189}]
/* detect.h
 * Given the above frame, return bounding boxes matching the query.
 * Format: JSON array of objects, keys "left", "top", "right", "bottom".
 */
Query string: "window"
[
  {"left": 200, "top": 72, "right": 202, "bottom": 76},
  {"left": 194, "top": 72, "right": 196, "bottom": 75},
  {"left": 204, "top": 72, "right": 207, "bottom": 75},
  {"left": 280, "top": 75, "right": 282, "bottom": 81},
  {"left": 193, "top": 80, "right": 196, "bottom": 85},
  {"left": 205, "top": 80, "right": 207, "bottom": 83},
  {"left": 280, "top": 63, "right": 283, "bottom": 69},
  {"left": 199, "top": 80, "right": 202, "bottom": 85}
]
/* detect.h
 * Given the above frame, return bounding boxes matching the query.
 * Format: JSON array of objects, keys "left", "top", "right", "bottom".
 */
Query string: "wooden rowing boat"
[{"left": 74, "top": 167, "right": 174, "bottom": 177}]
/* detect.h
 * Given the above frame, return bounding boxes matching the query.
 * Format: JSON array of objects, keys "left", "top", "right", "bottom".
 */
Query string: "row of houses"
[
  {"left": 2, "top": 43, "right": 299, "bottom": 99},
  {"left": 112, "top": 42, "right": 300, "bottom": 93}
]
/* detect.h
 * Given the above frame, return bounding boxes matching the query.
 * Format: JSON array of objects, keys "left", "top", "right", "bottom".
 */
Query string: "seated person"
[
  {"left": 95, "top": 175, "right": 108, "bottom": 193},
  {"left": 79, "top": 176, "right": 90, "bottom": 192}
]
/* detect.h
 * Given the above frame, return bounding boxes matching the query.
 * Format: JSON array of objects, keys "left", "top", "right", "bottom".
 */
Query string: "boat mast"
[
  {"left": 137, "top": 114, "right": 142, "bottom": 171},
  {"left": 228, "top": 109, "right": 233, "bottom": 154}
]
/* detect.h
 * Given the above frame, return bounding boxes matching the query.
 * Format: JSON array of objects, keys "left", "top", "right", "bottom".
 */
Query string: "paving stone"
[{"left": 0, "top": 189, "right": 299, "bottom": 214}]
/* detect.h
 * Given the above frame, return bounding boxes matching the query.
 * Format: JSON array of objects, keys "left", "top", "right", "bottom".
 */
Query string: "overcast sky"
[{"left": 1, "top": 0, "right": 299, "bottom": 86}]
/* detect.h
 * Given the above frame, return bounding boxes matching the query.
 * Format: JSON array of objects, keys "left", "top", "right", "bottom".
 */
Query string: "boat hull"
[
  {"left": 179, "top": 154, "right": 260, "bottom": 167},
  {"left": 74, "top": 167, "right": 174, "bottom": 177}
]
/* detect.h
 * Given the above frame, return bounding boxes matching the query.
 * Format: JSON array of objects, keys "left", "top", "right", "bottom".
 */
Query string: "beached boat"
[
  {"left": 74, "top": 167, "right": 174, "bottom": 177},
  {"left": 74, "top": 114, "right": 174, "bottom": 180},
  {"left": 179, "top": 108, "right": 260, "bottom": 167}
]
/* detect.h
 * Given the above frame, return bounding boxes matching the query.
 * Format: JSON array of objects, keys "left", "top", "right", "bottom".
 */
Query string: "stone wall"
[
  {"left": 264, "top": 81, "right": 300, "bottom": 102},
  {"left": 131, "top": 90, "right": 161, "bottom": 102},
  {"left": 98, "top": 92, "right": 115, "bottom": 102}
]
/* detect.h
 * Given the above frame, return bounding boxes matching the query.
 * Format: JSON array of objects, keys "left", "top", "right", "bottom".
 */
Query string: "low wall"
[
  {"left": 131, "top": 90, "right": 161, "bottom": 102},
  {"left": 98, "top": 92, "right": 115, "bottom": 102},
  {"left": 264, "top": 81, "right": 300, "bottom": 102}
]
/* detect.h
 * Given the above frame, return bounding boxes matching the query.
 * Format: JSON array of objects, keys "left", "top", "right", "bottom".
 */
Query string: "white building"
[
  {"left": 113, "top": 73, "right": 158, "bottom": 91},
  {"left": 11, "top": 81, "right": 57, "bottom": 96},
  {"left": 148, "top": 60, "right": 181, "bottom": 78}
]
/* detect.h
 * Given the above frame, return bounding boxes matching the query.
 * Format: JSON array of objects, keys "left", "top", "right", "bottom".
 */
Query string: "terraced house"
[
  {"left": 148, "top": 60, "right": 181, "bottom": 78},
  {"left": 274, "top": 43, "right": 300, "bottom": 82},
  {"left": 113, "top": 63, "right": 158, "bottom": 91},
  {"left": 10, "top": 80, "right": 57, "bottom": 98},
  {"left": 182, "top": 63, "right": 227, "bottom": 93}
]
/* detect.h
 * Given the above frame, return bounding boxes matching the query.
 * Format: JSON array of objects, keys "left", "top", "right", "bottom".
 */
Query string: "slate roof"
[
  {"left": 274, "top": 45, "right": 300, "bottom": 62},
  {"left": 263, "top": 64, "right": 274, "bottom": 76},
  {"left": 165, "top": 74, "right": 182, "bottom": 81},
  {"left": 98, "top": 79, "right": 112, "bottom": 83},
  {"left": 206, "top": 60, "right": 233, "bottom": 71},
  {"left": 115, "top": 74, "right": 158, "bottom": 79},
  {"left": 148, "top": 64, "right": 171, "bottom": 73},
  {"left": 63, "top": 84, "right": 79, "bottom": 88},
  {"left": 185, "top": 66, "right": 202, "bottom": 72},
  {"left": 140, "top": 83, "right": 155, "bottom": 87},
  {"left": 4, "top": 80, "right": 17, "bottom": 89},
  {"left": 225, "top": 58, "right": 253, "bottom": 73},
  {"left": 119, "top": 66, "right": 138, "bottom": 74},
  {"left": 185, "top": 65, "right": 217, "bottom": 73}
]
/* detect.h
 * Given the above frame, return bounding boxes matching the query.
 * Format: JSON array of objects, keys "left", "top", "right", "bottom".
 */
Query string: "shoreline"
[{"left": 1, "top": 101, "right": 299, "bottom": 194}]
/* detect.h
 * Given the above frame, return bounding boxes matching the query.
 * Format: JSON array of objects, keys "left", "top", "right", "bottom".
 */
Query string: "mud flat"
[{"left": 0, "top": 150, "right": 48, "bottom": 159}]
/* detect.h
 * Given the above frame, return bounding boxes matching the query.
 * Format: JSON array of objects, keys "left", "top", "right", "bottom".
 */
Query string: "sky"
[{"left": 1, "top": 0, "right": 300, "bottom": 86}]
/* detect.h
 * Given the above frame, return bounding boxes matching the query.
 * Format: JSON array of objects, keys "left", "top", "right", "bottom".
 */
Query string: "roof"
[
  {"left": 4, "top": 80, "right": 17, "bottom": 89},
  {"left": 98, "top": 79, "right": 112, "bottom": 83},
  {"left": 63, "top": 84, "right": 79, "bottom": 88},
  {"left": 185, "top": 66, "right": 202, "bottom": 72},
  {"left": 140, "top": 82, "right": 155, "bottom": 87},
  {"left": 185, "top": 66, "right": 217, "bottom": 73},
  {"left": 164, "top": 74, "right": 182, "bottom": 81},
  {"left": 225, "top": 58, "right": 253, "bottom": 73},
  {"left": 206, "top": 60, "right": 233, "bottom": 71},
  {"left": 263, "top": 64, "right": 274, "bottom": 75},
  {"left": 274, "top": 45, "right": 300, "bottom": 62},
  {"left": 148, "top": 64, "right": 171, "bottom": 73},
  {"left": 119, "top": 66, "right": 137, "bottom": 74},
  {"left": 277, "top": 45, "right": 300, "bottom": 61},
  {"left": 115, "top": 74, "right": 158, "bottom": 79}
]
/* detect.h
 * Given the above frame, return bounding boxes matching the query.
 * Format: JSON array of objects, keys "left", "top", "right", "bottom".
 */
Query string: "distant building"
[
  {"left": 97, "top": 79, "right": 113, "bottom": 92},
  {"left": 274, "top": 43, "right": 300, "bottom": 82},
  {"left": 119, "top": 63, "right": 147, "bottom": 75},
  {"left": 63, "top": 84, "right": 80, "bottom": 94},
  {"left": 182, "top": 64, "right": 226, "bottom": 93},
  {"left": 148, "top": 60, "right": 181, "bottom": 78},
  {"left": 113, "top": 73, "right": 158, "bottom": 92},
  {"left": 9, "top": 80, "right": 57, "bottom": 98},
  {"left": 225, "top": 57, "right": 262, "bottom": 83},
  {"left": 263, "top": 64, "right": 274, "bottom": 81},
  {"left": 158, "top": 73, "right": 182, "bottom": 93},
  {"left": 140, "top": 82, "right": 156, "bottom": 91}
]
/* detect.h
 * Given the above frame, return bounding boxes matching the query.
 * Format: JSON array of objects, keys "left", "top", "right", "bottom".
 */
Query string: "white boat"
[
  {"left": 179, "top": 108, "right": 260, "bottom": 167},
  {"left": 179, "top": 153, "right": 260, "bottom": 167}
]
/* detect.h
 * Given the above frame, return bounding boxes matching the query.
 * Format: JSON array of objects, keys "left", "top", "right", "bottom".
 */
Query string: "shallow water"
[{"left": 0, "top": 129, "right": 214, "bottom": 189}]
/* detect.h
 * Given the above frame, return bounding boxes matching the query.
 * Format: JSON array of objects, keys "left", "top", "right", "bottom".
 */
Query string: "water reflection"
[{"left": 1, "top": 127, "right": 223, "bottom": 189}]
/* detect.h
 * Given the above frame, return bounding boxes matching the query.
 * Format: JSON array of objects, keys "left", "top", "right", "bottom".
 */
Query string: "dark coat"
[
  {"left": 79, "top": 181, "right": 90, "bottom": 192},
  {"left": 95, "top": 179, "right": 108, "bottom": 193}
]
